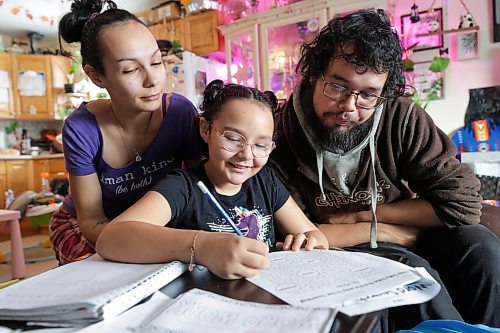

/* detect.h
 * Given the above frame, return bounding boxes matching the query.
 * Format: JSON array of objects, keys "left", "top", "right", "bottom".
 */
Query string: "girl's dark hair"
[
  {"left": 297, "top": 9, "right": 406, "bottom": 97},
  {"left": 200, "top": 80, "right": 278, "bottom": 123},
  {"left": 58, "top": 0, "right": 144, "bottom": 74}
]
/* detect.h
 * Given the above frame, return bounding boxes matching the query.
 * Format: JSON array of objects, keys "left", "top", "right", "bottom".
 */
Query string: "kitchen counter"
[{"left": 0, "top": 153, "right": 64, "bottom": 160}]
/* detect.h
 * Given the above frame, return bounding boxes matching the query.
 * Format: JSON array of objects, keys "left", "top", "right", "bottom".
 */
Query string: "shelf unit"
[{"left": 416, "top": 25, "right": 479, "bottom": 38}]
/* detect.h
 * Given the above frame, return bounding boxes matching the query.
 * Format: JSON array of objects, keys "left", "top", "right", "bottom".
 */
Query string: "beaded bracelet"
[{"left": 188, "top": 231, "right": 200, "bottom": 272}]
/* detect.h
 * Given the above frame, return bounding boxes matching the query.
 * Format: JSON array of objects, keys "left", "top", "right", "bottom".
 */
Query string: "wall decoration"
[
  {"left": 405, "top": 61, "right": 444, "bottom": 107},
  {"left": 494, "top": 0, "right": 500, "bottom": 43},
  {"left": 457, "top": 31, "right": 479, "bottom": 60},
  {"left": 401, "top": 8, "right": 443, "bottom": 51},
  {"left": 0, "top": 0, "right": 55, "bottom": 26}
]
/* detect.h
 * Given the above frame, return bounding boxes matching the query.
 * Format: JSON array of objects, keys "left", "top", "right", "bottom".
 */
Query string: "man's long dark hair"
[{"left": 297, "top": 9, "right": 406, "bottom": 97}]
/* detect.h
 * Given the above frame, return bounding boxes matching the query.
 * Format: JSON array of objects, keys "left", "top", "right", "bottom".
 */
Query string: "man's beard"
[{"left": 308, "top": 111, "right": 375, "bottom": 154}]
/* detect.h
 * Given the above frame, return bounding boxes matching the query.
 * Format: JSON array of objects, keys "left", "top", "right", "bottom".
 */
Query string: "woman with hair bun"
[
  {"left": 96, "top": 80, "right": 329, "bottom": 280},
  {"left": 50, "top": 0, "right": 203, "bottom": 264}
]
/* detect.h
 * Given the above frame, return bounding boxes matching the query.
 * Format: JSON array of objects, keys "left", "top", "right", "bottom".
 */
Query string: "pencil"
[
  {"left": 0, "top": 279, "right": 20, "bottom": 289},
  {"left": 196, "top": 181, "right": 244, "bottom": 236}
]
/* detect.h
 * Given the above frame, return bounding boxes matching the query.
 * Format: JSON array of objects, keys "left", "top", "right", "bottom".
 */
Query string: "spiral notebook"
[{"left": 0, "top": 255, "right": 187, "bottom": 323}]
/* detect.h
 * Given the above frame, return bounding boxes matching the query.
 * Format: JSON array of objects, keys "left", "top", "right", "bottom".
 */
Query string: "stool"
[{"left": 0, "top": 209, "right": 26, "bottom": 279}]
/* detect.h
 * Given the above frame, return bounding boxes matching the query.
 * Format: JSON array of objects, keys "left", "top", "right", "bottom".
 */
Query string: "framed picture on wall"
[
  {"left": 401, "top": 8, "right": 444, "bottom": 51},
  {"left": 494, "top": 0, "right": 500, "bottom": 43},
  {"left": 457, "top": 31, "right": 480, "bottom": 60}
]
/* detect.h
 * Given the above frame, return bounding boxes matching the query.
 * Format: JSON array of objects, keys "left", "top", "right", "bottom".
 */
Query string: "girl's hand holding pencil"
[{"left": 194, "top": 231, "right": 269, "bottom": 280}]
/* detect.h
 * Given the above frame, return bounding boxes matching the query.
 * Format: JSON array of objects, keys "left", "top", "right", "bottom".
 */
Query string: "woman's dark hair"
[
  {"left": 58, "top": 0, "right": 144, "bottom": 74},
  {"left": 200, "top": 80, "right": 278, "bottom": 124},
  {"left": 297, "top": 9, "right": 406, "bottom": 97}
]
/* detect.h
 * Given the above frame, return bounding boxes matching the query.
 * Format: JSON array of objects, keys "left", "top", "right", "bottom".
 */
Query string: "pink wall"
[{"left": 391, "top": 0, "right": 500, "bottom": 135}]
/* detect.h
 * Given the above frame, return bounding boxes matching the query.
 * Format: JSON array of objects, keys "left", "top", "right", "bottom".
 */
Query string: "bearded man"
[{"left": 269, "top": 9, "right": 499, "bottom": 331}]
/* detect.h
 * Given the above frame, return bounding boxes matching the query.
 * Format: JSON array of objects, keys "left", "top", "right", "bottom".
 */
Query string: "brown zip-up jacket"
[{"left": 269, "top": 81, "right": 482, "bottom": 227}]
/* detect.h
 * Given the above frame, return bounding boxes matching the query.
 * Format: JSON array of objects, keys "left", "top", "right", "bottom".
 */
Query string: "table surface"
[
  {"left": 0, "top": 265, "right": 387, "bottom": 332},
  {"left": 161, "top": 267, "right": 387, "bottom": 333}
]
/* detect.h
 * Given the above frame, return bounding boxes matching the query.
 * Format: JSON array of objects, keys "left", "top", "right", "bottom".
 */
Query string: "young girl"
[
  {"left": 50, "top": 0, "right": 202, "bottom": 264},
  {"left": 96, "top": 80, "right": 329, "bottom": 279}
]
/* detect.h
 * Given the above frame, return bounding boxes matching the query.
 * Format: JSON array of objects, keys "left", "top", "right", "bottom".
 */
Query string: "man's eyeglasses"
[
  {"left": 210, "top": 125, "right": 275, "bottom": 158},
  {"left": 320, "top": 73, "right": 387, "bottom": 109}
]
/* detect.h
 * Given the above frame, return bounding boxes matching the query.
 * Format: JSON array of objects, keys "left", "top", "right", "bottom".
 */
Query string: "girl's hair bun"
[
  {"left": 263, "top": 91, "right": 278, "bottom": 113},
  {"left": 201, "top": 79, "right": 225, "bottom": 111}
]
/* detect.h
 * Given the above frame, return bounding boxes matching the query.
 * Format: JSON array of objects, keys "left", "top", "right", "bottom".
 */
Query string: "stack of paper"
[
  {"left": 76, "top": 289, "right": 336, "bottom": 333},
  {"left": 140, "top": 289, "right": 337, "bottom": 333},
  {"left": 0, "top": 255, "right": 187, "bottom": 324},
  {"left": 247, "top": 250, "right": 440, "bottom": 316}
]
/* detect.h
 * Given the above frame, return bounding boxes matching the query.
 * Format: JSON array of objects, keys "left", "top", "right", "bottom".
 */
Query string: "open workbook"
[{"left": 0, "top": 255, "right": 187, "bottom": 323}]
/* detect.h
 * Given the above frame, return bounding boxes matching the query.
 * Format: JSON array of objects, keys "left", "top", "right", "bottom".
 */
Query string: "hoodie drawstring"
[
  {"left": 316, "top": 150, "right": 326, "bottom": 200},
  {"left": 369, "top": 133, "right": 378, "bottom": 249}
]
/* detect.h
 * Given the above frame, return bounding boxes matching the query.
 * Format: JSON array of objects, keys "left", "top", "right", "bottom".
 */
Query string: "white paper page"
[
  {"left": 0, "top": 88, "right": 9, "bottom": 103},
  {"left": 0, "top": 70, "right": 10, "bottom": 88},
  {"left": 0, "top": 327, "right": 17, "bottom": 333},
  {"left": 339, "top": 267, "right": 441, "bottom": 316},
  {"left": 0, "top": 255, "right": 185, "bottom": 311},
  {"left": 140, "top": 289, "right": 336, "bottom": 333},
  {"left": 0, "top": 327, "right": 77, "bottom": 333},
  {"left": 18, "top": 71, "right": 46, "bottom": 96},
  {"left": 77, "top": 292, "right": 173, "bottom": 333},
  {"left": 247, "top": 250, "right": 421, "bottom": 308}
]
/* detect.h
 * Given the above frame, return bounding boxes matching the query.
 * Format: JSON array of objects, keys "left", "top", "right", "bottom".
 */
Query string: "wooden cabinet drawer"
[
  {"left": 0, "top": 161, "right": 6, "bottom": 175},
  {"left": 49, "top": 158, "right": 66, "bottom": 173}
]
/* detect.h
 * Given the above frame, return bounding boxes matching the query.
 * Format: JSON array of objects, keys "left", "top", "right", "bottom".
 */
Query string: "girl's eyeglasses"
[{"left": 210, "top": 125, "right": 275, "bottom": 158}]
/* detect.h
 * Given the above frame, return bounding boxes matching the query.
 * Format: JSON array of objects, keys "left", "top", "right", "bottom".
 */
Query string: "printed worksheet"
[
  {"left": 247, "top": 250, "right": 425, "bottom": 309},
  {"left": 139, "top": 289, "right": 337, "bottom": 333},
  {"left": 339, "top": 267, "right": 440, "bottom": 316}
]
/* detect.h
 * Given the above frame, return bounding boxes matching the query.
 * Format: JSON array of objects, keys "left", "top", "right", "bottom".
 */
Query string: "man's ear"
[
  {"left": 84, "top": 64, "right": 105, "bottom": 88},
  {"left": 199, "top": 117, "right": 210, "bottom": 143}
]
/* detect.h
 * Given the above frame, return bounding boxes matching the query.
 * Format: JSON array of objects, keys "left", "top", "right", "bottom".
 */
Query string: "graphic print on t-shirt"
[
  {"left": 206, "top": 206, "right": 272, "bottom": 242},
  {"left": 100, "top": 158, "right": 175, "bottom": 196}
]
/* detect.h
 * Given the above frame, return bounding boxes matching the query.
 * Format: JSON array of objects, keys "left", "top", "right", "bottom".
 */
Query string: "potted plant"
[
  {"left": 64, "top": 53, "right": 82, "bottom": 93},
  {"left": 4, "top": 120, "right": 19, "bottom": 148},
  {"left": 405, "top": 56, "right": 450, "bottom": 109}
]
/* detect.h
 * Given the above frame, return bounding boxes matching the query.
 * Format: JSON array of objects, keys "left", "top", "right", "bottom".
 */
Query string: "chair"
[
  {"left": 0, "top": 190, "right": 57, "bottom": 272},
  {"left": 0, "top": 209, "right": 26, "bottom": 279}
]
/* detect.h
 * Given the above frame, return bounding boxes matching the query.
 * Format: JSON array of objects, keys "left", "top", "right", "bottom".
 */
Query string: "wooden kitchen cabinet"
[
  {"left": 0, "top": 156, "right": 66, "bottom": 208},
  {"left": 6, "top": 160, "right": 34, "bottom": 197},
  {"left": 149, "top": 10, "right": 219, "bottom": 55},
  {"left": 32, "top": 159, "right": 49, "bottom": 193},
  {"left": 182, "top": 10, "right": 219, "bottom": 55},
  {"left": 10, "top": 54, "right": 70, "bottom": 119},
  {"left": 150, "top": 19, "right": 182, "bottom": 43},
  {"left": 48, "top": 157, "right": 68, "bottom": 188},
  {"left": 0, "top": 53, "right": 15, "bottom": 118},
  {"left": 0, "top": 161, "right": 6, "bottom": 209},
  {"left": 0, "top": 174, "right": 6, "bottom": 210}
]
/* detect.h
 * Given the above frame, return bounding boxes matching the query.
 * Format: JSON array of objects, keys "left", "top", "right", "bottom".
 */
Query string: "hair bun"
[
  {"left": 59, "top": 0, "right": 107, "bottom": 43},
  {"left": 201, "top": 79, "right": 225, "bottom": 112},
  {"left": 71, "top": 0, "right": 103, "bottom": 14},
  {"left": 263, "top": 91, "right": 278, "bottom": 113}
]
